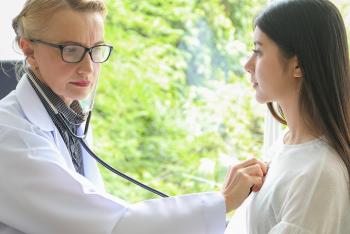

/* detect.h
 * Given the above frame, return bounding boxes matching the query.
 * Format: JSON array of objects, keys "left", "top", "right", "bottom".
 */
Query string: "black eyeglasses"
[{"left": 30, "top": 39, "right": 113, "bottom": 63}]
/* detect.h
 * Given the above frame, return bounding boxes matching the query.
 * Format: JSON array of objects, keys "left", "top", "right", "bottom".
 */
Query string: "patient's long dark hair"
[{"left": 255, "top": 0, "right": 350, "bottom": 192}]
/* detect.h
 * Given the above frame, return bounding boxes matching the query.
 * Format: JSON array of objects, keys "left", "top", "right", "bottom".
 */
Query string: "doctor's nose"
[{"left": 77, "top": 53, "right": 95, "bottom": 75}]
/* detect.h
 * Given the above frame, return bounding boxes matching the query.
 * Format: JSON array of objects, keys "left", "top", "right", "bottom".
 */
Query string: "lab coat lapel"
[{"left": 16, "top": 76, "right": 76, "bottom": 171}]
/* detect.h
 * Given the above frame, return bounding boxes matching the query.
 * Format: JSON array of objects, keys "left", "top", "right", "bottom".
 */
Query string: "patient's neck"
[{"left": 279, "top": 100, "right": 320, "bottom": 145}]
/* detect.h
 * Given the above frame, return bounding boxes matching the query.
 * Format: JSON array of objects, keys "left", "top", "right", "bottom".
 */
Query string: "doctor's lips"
[{"left": 70, "top": 80, "right": 91, "bottom": 87}]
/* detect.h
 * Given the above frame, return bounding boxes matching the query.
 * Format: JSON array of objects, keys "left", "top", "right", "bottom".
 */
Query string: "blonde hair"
[{"left": 12, "top": 0, "right": 106, "bottom": 44}]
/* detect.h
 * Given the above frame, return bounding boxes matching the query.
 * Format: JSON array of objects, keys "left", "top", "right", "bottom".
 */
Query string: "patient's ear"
[
  {"left": 19, "top": 38, "right": 38, "bottom": 68},
  {"left": 292, "top": 56, "right": 302, "bottom": 78}
]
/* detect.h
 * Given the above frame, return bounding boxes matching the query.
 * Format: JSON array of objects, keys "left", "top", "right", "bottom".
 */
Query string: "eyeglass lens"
[{"left": 62, "top": 45, "right": 111, "bottom": 63}]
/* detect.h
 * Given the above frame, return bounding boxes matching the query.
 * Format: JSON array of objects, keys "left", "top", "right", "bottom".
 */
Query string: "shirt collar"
[{"left": 27, "top": 69, "right": 86, "bottom": 124}]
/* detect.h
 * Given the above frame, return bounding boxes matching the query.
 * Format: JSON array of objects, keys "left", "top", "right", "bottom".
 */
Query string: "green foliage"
[{"left": 92, "top": 0, "right": 267, "bottom": 202}]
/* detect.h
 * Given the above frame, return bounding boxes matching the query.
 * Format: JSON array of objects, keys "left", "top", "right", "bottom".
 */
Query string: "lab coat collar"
[{"left": 16, "top": 75, "right": 55, "bottom": 132}]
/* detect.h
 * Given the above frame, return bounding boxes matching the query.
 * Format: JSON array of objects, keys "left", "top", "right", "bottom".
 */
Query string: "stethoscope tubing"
[
  {"left": 58, "top": 112, "right": 169, "bottom": 198},
  {"left": 77, "top": 135, "right": 169, "bottom": 198}
]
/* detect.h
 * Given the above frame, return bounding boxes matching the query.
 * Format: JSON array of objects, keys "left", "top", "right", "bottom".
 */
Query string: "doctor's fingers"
[
  {"left": 221, "top": 172, "right": 263, "bottom": 211},
  {"left": 251, "top": 175, "right": 264, "bottom": 192},
  {"left": 225, "top": 159, "right": 266, "bottom": 183},
  {"left": 239, "top": 163, "right": 265, "bottom": 178},
  {"left": 222, "top": 163, "right": 266, "bottom": 197},
  {"left": 236, "top": 164, "right": 266, "bottom": 192},
  {"left": 228, "top": 164, "right": 264, "bottom": 189},
  {"left": 237, "top": 158, "right": 268, "bottom": 175}
]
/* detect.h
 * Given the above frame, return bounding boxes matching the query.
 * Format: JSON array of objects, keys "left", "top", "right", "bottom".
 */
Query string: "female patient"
[{"left": 226, "top": 0, "right": 350, "bottom": 233}]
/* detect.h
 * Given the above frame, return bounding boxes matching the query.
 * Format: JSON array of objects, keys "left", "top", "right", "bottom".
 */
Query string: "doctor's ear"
[{"left": 19, "top": 38, "right": 38, "bottom": 69}]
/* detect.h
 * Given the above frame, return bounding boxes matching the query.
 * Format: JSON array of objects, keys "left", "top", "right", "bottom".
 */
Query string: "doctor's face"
[
  {"left": 244, "top": 27, "right": 299, "bottom": 104},
  {"left": 27, "top": 9, "right": 105, "bottom": 105}
]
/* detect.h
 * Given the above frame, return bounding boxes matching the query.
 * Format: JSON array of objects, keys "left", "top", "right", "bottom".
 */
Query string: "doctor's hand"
[{"left": 221, "top": 158, "right": 267, "bottom": 212}]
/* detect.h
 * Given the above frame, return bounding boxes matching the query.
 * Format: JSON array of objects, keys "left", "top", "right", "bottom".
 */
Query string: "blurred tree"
[{"left": 93, "top": 0, "right": 267, "bottom": 202}]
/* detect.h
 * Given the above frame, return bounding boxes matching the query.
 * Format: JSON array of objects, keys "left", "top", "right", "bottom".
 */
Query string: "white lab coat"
[{"left": 0, "top": 76, "right": 226, "bottom": 234}]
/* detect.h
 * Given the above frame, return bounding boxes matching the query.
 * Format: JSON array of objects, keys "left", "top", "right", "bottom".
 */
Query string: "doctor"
[{"left": 0, "top": 0, "right": 267, "bottom": 233}]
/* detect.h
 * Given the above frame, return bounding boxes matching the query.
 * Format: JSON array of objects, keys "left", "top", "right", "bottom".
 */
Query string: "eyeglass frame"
[{"left": 30, "top": 39, "right": 113, "bottom": 63}]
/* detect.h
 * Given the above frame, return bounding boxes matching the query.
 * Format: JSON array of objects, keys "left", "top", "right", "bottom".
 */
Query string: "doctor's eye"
[{"left": 63, "top": 45, "right": 83, "bottom": 54}]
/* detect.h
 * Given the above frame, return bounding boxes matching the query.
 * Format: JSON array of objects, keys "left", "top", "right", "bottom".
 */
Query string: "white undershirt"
[{"left": 226, "top": 134, "right": 350, "bottom": 234}]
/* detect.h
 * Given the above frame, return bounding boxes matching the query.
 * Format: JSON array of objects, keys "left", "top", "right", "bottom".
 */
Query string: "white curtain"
[{"left": 0, "top": 0, "right": 25, "bottom": 60}]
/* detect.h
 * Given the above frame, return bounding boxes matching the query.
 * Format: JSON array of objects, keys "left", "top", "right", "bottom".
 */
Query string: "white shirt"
[
  {"left": 0, "top": 76, "right": 226, "bottom": 234},
  {"left": 226, "top": 134, "right": 350, "bottom": 234}
]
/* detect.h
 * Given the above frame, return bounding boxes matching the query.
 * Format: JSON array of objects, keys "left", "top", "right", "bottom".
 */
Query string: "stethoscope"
[{"left": 26, "top": 69, "right": 169, "bottom": 198}]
